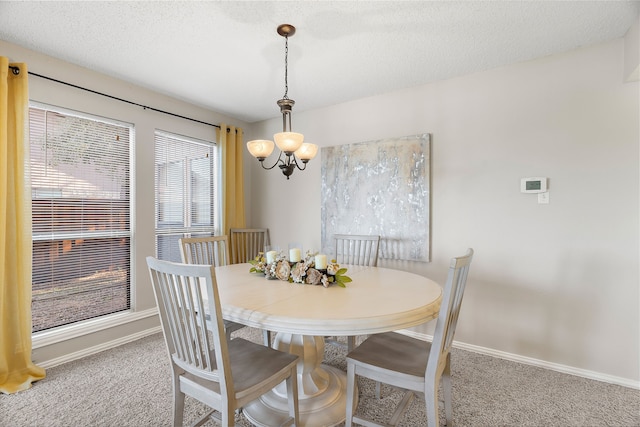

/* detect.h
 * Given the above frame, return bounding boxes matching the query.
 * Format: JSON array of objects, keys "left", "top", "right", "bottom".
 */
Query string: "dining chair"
[
  {"left": 345, "top": 248, "right": 474, "bottom": 427},
  {"left": 146, "top": 256, "right": 300, "bottom": 427},
  {"left": 179, "top": 235, "right": 271, "bottom": 347},
  {"left": 180, "top": 235, "right": 230, "bottom": 266},
  {"left": 334, "top": 234, "right": 380, "bottom": 267},
  {"left": 229, "top": 228, "right": 271, "bottom": 264},
  {"left": 326, "top": 234, "right": 381, "bottom": 351}
]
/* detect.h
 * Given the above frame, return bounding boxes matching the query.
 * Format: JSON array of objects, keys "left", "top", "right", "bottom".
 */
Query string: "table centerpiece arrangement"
[{"left": 249, "top": 250, "right": 352, "bottom": 288}]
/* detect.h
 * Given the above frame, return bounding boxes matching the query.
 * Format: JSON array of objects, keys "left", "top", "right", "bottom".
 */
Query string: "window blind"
[
  {"left": 30, "top": 104, "right": 133, "bottom": 332},
  {"left": 154, "top": 130, "right": 218, "bottom": 263}
]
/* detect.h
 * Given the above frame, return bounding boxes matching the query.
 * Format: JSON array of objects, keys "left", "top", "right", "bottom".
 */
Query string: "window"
[
  {"left": 154, "top": 131, "right": 219, "bottom": 262},
  {"left": 30, "top": 103, "right": 133, "bottom": 333}
]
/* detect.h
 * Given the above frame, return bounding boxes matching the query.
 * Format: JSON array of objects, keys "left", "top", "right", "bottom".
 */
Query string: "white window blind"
[
  {"left": 154, "top": 130, "right": 218, "bottom": 262},
  {"left": 30, "top": 104, "right": 133, "bottom": 333}
]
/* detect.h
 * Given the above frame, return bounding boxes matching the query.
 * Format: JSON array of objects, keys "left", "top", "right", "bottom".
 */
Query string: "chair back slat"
[
  {"left": 147, "top": 257, "right": 231, "bottom": 388},
  {"left": 426, "top": 248, "right": 474, "bottom": 380},
  {"left": 334, "top": 234, "right": 380, "bottom": 266},
  {"left": 229, "top": 228, "right": 270, "bottom": 264},
  {"left": 180, "top": 235, "right": 230, "bottom": 266}
]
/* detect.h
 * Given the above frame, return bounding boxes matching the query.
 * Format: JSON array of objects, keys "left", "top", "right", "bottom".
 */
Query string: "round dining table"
[{"left": 214, "top": 263, "right": 442, "bottom": 427}]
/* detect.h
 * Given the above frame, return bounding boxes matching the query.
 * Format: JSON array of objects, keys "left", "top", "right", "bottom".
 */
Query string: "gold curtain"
[
  {"left": 218, "top": 124, "right": 246, "bottom": 235},
  {"left": 0, "top": 58, "right": 45, "bottom": 394}
]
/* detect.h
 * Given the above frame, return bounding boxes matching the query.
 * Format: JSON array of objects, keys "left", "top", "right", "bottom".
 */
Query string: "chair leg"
[
  {"left": 263, "top": 329, "right": 271, "bottom": 347},
  {"left": 425, "top": 379, "right": 440, "bottom": 427},
  {"left": 221, "top": 402, "right": 234, "bottom": 427},
  {"left": 345, "top": 362, "right": 357, "bottom": 427},
  {"left": 443, "top": 355, "right": 453, "bottom": 426},
  {"left": 286, "top": 366, "right": 300, "bottom": 426},
  {"left": 225, "top": 326, "right": 232, "bottom": 342},
  {"left": 172, "top": 373, "right": 185, "bottom": 427},
  {"left": 347, "top": 335, "right": 356, "bottom": 351}
]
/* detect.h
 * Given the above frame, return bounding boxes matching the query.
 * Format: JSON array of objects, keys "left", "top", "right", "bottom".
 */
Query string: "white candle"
[
  {"left": 289, "top": 248, "right": 301, "bottom": 262},
  {"left": 266, "top": 250, "right": 277, "bottom": 264},
  {"left": 315, "top": 254, "right": 327, "bottom": 270}
]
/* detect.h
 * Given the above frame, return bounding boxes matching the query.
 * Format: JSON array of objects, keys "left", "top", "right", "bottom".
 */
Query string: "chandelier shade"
[
  {"left": 246, "top": 24, "right": 318, "bottom": 180},
  {"left": 294, "top": 143, "right": 318, "bottom": 161},
  {"left": 274, "top": 132, "right": 304, "bottom": 153},
  {"left": 246, "top": 139, "right": 275, "bottom": 160}
]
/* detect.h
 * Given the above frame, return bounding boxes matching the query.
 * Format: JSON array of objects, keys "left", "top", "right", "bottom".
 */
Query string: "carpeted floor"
[{"left": 2, "top": 327, "right": 639, "bottom": 427}]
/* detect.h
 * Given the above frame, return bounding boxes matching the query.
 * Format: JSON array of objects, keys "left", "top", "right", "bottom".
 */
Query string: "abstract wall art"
[{"left": 321, "top": 133, "right": 431, "bottom": 262}]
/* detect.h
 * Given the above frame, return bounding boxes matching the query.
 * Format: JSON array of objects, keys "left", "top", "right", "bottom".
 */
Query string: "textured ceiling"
[{"left": 1, "top": 1, "right": 638, "bottom": 123}]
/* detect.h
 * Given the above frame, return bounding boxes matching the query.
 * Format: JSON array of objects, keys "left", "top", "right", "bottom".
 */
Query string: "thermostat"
[{"left": 521, "top": 177, "right": 547, "bottom": 193}]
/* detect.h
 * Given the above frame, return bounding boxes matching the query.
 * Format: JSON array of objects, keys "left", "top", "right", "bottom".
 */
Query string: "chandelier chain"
[{"left": 283, "top": 35, "right": 289, "bottom": 100}]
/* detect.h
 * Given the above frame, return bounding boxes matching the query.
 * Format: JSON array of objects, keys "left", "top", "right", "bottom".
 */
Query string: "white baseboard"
[
  {"left": 37, "top": 326, "right": 162, "bottom": 369},
  {"left": 397, "top": 330, "right": 640, "bottom": 390},
  {"left": 37, "top": 325, "right": 640, "bottom": 390}
]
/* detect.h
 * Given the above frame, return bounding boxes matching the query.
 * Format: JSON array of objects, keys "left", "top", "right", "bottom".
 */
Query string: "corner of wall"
[{"left": 624, "top": 14, "right": 640, "bottom": 82}]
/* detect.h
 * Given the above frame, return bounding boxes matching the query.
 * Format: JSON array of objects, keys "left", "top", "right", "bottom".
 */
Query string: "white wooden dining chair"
[
  {"left": 180, "top": 235, "right": 230, "bottom": 266},
  {"left": 179, "top": 235, "right": 271, "bottom": 347},
  {"left": 334, "top": 234, "right": 380, "bottom": 267},
  {"left": 345, "top": 248, "right": 474, "bottom": 427},
  {"left": 146, "top": 256, "right": 300, "bottom": 427},
  {"left": 327, "top": 234, "right": 381, "bottom": 351},
  {"left": 229, "top": 228, "right": 270, "bottom": 264}
]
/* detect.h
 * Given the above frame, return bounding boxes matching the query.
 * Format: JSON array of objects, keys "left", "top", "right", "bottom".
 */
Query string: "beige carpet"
[{"left": 2, "top": 327, "right": 639, "bottom": 426}]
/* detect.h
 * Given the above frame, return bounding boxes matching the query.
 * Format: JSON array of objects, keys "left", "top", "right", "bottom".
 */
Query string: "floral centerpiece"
[{"left": 249, "top": 251, "right": 352, "bottom": 288}]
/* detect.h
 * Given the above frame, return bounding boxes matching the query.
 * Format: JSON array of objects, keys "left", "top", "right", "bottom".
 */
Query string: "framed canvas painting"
[{"left": 321, "top": 133, "right": 431, "bottom": 262}]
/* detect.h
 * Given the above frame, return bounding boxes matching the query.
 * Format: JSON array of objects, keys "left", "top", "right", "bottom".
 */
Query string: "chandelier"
[{"left": 246, "top": 24, "right": 318, "bottom": 180}]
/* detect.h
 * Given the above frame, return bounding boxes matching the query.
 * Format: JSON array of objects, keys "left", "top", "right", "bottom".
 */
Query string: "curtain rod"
[{"left": 7, "top": 64, "right": 230, "bottom": 131}]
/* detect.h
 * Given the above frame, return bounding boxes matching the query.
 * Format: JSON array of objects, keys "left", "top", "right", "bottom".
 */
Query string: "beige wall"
[
  {"left": 2, "top": 35, "right": 638, "bottom": 385},
  {"left": 246, "top": 39, "right": 639, "bottom": 384}
]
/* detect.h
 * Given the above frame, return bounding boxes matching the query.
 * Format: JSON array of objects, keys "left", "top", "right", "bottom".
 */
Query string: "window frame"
[
  {"left": 29, "top": 101, "right": 137, "bottom": 335},
  {"left": 154, "top": 129, "right": 220, "bottom": 263}
]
